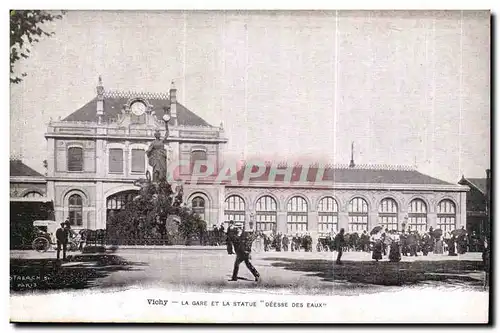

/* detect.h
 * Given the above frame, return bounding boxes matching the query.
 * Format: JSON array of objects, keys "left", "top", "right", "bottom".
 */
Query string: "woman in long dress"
[
  {"left": 371, "top": 233, "right": 383, "bottom": 261},
  {"left": 433, "top": 236, "right": 444, "bottom": 254},
  {"left": 447, "top": 235, "right": 458, "bottom": 256},
  {"left": 388, "top": 232, "right": 401, "bottom": 262}
]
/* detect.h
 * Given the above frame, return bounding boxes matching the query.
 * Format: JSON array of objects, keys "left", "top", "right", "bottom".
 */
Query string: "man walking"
[
  {"left": 334, "top": 228, "right": 346, "bottom": 264},
  {"left": 226, "top": 220, "right": 235, "bottom": 255},
  {"left": 56, "top": 222, "right": 70, "bottom": 260},
  {"left": 230, "top": 226, "right": 260, "bottom": 282}
]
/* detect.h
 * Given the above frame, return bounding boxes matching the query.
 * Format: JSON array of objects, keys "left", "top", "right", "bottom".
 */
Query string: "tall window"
[
  {"left": 67, "top": 147, "right": 83, "bottom": 171},
  {"left": 255, "top": 196, "right": 277, "bottom": 231},
  {"left": 68, "top": 194, "right": 83, "bottom": 226},
  {"left": 109, "top": 148, "right": 124, "bottom": 173},
  {"left": 191, "top": 150, "right": 208, "bottom": 173},
  {"left": 224, "top": 195, "right": 245, "bottom": 228},
  {"left": 317, "top": 197, "right": 338, "bottom": 234},
  {"left": 192, "top": 196, "right": 206, "bottom": 221},
  {"left": 287, "top": 196, "right": 308, "bottom": 233},
  {"left": 437, "top": 199, "right": 456, "bottom": 232},
  {"left": 408, "top": 199, "right": 428, "bottom": 232},
  {"left": 348, "top": 197, "right": 369, "bottom": 232},
  {"left": 24, "top": 191, "right": 42, "bottom": 198},
  {"left": 378, "top": 198, "right": 398, "bottom": 231},
  {"left": 131, "top": 149, "right": 145, "bottom": 173}
]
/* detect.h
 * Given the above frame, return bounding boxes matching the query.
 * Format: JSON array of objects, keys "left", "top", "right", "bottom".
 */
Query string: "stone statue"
[{"left": 146, "top": 129, "right": 168, "bottom": 183}]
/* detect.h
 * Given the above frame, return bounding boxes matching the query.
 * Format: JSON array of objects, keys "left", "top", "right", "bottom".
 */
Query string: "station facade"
[{"left": 41, "top": 79, "right": 468, "bottom": 241}]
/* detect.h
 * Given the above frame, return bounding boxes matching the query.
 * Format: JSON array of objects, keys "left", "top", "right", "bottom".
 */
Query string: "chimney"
[
  {"left": 169, "top": 80, "right": 177, "bottom": 126},
  {"left": 96, "top": 75, "right": 104, "bottom": 124},
  {"left": 349, "top": 142, "right": 355, "bottom": 168}
]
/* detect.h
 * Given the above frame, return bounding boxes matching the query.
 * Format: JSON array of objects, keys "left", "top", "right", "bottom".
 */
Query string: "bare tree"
[{"left": 10, "top": 10, "right": 64, "bottom": 84}]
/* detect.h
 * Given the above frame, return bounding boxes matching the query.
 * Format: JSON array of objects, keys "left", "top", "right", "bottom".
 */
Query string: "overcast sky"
[{"left": 10, "top": 10, "right": 490, "bottom": 183}]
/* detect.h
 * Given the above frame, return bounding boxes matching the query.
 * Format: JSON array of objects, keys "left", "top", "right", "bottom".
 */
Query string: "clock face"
[{"left": 130, "top": 101, "right": 147, "bottom": 116}]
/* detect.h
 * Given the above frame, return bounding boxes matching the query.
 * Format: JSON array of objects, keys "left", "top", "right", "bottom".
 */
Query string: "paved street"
[{"left": 10, "top": 247, "right": 486, "bottom": 296}]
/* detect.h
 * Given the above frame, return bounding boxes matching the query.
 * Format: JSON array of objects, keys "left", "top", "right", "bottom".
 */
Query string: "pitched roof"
[
  {"left": 183, "top": 163, "right": 453, "bottom": 186},
  {"left": 232, "top": 165, "right": 453, "bottom": 185},
  {"left": 63, "top": 91, "right": 212, "bottom": 127},
  {"left": 10, "top": 160, "right": 44, "bottom": 177},
  {"left": 460, "top": 177, "right": 487, "bottom": 194}
]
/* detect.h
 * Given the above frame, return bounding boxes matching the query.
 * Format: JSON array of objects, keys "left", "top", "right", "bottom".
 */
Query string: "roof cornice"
[
  {"left": 44, "top": 132, "right": 228, "bottom": 143},
  {"left": 10, "top": 197, "right": 51, "bottom": 203},
  {"left": 191, "top": 180, "right": 469, "bottom": 192},
  {"left": 10, "top": 176, "right": 46, "bottom": 183}
]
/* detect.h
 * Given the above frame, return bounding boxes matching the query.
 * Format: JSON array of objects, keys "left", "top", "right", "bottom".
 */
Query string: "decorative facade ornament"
[
  {"left": 10, "top": 187, "right": 20, "bottom": 197},
  {"left": 104, "top": 90, "right": 171, "bottom": 100}
]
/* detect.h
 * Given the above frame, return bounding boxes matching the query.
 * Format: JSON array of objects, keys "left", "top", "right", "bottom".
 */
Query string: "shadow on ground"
[
  {"left": 10, "top": 254, "right": 148, "bottom": 294},
  {"left": 262, "top": 257, "right": 485, "bottom": 288}
]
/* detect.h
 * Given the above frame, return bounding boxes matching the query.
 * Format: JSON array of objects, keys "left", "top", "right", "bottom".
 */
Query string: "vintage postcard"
[{"left": 9, "top": 9, "right": 491, "bottom": 323}]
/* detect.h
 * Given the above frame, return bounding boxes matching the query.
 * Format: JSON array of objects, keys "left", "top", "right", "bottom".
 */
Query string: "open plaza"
[{"left": 10, "top": 246, "right": 486, "bottom": 296}]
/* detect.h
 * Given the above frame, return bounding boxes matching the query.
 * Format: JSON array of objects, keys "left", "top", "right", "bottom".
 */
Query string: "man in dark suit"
[
  {"left": 226, "top": 220, "right": 235, "bottom": 254},
  {"left": 400, "top": 230, "right": 408, "bottom": 256},
  {"left": 360, "top": 231, "right": 369, "bottom": 252},
  {"left": 230, "top": 226, "right": 260, "bottom": 282},
  {"left": 407, "top": 231, "right": 418, "bottom": 257},
  {"left": 56, "top": 222, "right": 70, "bottom": 260},
  {"left": 334, "top": 228, "right": 346, "bottom": 264}
]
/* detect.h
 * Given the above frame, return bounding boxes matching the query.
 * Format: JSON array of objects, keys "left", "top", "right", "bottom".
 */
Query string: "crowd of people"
[
  {"left": 221, "top": 223, "right": 484, "bottom": 261},
  {"left": 207, "top": 225, "right": 315, "bottom": 252},
  {"left": 317, "top": 226, "right": 482, "bottom": 258},
  {"left": 209, "top": 221, "right": 487, "bottom": 284},
  {"left": 207, "top": 224, "right": 229, "bottom": 246},
  {"left": 257, "top": 232, "right": 314, "bottom": 252}
]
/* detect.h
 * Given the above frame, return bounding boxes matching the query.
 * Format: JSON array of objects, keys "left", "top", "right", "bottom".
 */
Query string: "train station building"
[{"left": 16, "top": 78, "right": 470, "bottom": 241}]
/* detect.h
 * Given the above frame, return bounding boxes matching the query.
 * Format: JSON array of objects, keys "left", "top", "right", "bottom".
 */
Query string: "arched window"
[
  {"left": 68, "top": 194, "right": 83, "bottom": 226},
  {"left": 437, "top": 199, "right": 456, "bottom": 232},
  {"left": 287, "top": 196, "right": 308, "bottom": 234},
  {"left": 106, "top": 190, "right": 139, "bottom": 223},
  {"left": 255, "top": 196, "right": 277, "bottom": 231},
  {"left": 408, "top": 199, "right": 428, "bottom": 232},
  {"left": 24, "top": 191, "right": 42, "bottom": 198},
  {"left": 317, "top": 197, "right": 338, "bottom": 234},
  {"left": 224, "top": 195, "right": 245, "bottom": 228},
  {"left": 67, "top": 147, "right": 83, "bottom": 171},
  {"left": 192, "top": 196, "right": 206, "bottom": 221},
  {"left": 378, "top": 198, "right": 398, "bottom": 231},
  {"left": 348, "top": 197, "right": 369, "bottom": 232}
]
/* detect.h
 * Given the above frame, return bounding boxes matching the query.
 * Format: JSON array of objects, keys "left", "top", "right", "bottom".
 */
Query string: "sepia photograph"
[{"left": 9, "top": 8, "right": 491, "bottom": 323}]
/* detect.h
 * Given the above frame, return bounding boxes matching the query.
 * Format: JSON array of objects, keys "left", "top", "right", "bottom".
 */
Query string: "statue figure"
[
  {"left": 173, "top": 184, "right": 184, "bottom": 207},
  {"left": 146, "top": 129, "right": 168, "bottom": 183}
]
